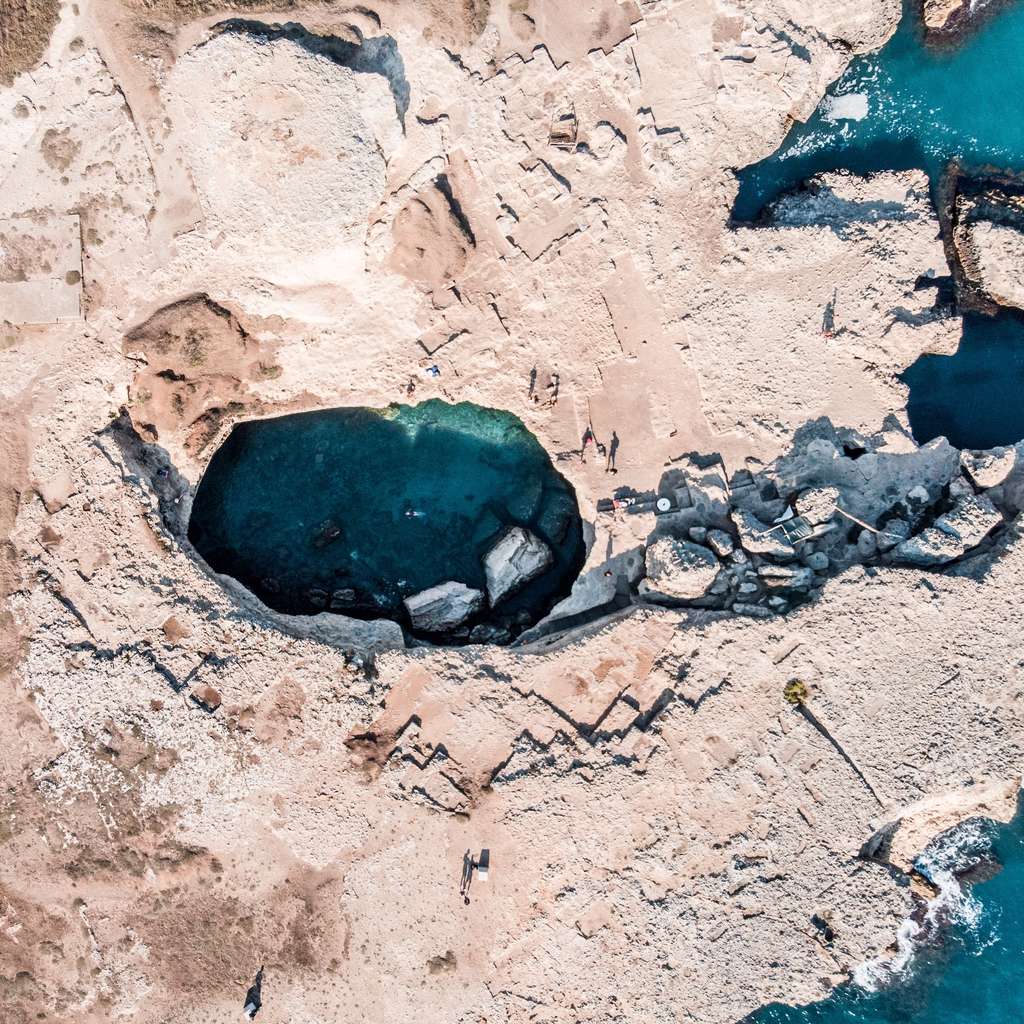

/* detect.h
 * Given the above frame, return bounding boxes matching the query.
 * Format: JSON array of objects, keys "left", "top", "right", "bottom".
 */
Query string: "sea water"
[
  {"left": 733, "top": 1, "right": 1024, "bottom": 450},
  {"left": 747, "top": 802, "right": 1024, "bottom": 1024},
  {"left": 187, "top": 400, "right": 584, "bottom": 636},
  {"left": 733, "top": 3, "right": 1024, "bottom": 222}
]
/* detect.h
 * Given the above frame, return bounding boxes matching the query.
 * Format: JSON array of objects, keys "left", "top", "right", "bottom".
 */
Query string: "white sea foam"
[
  {"left": 853, "top": 818, "right": 997, "bottom": 992},
  {"left": 822, "top": 93, "right": 869, "bottom": 122}
]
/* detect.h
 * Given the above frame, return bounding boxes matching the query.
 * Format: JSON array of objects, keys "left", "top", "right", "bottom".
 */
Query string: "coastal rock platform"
[{"left": 1, "top": 1, "right": 1022, "bottom": 1023}]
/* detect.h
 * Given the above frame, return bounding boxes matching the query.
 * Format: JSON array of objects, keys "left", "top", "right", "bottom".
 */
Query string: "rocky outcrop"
[
  {"left": 923, "top": 0, "right": 966, "bottom": 33},
  {"left": 732, "top": 508, "right": 796, "bottom": 560},
  {"left": 483, "top": 527, "right": 553, "bottom": 605},
  {"left": 947, "top": 173, "right": 1024, "bottom": 313},
  {"left": 962, "top": 446, "right": 1017, "bottom": 488},
  {"left": 960, "top": 219, "right": 1024, "bottom": 310},
  {"left": 403, "top": 581, "right": 484, "bottom": 633},
  {"left": 639, "top": 537, "right": 721, "bottom": 603},
  {"left": 894, "top": 492, "right": 1003, "bottom": 566},
  {"left": 921, "top": 0, "right": 1004, "bottom": 41}
]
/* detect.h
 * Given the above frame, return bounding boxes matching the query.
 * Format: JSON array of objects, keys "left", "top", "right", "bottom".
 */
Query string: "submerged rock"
[
  {"left": 404, "top": 581, "right": 484, "bottom": 633},
  {"left": 640, "top": 537, "right": 720, "bottom": 602},
  {"left": 483, "top": 526, "right": 553, "bottom": 605}
]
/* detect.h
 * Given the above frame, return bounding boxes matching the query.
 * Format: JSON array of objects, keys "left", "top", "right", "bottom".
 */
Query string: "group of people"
[
  {"left": 581, "top": 425, "right": 619, "bottom": 473},
  {"left": 527, "top": 366, "right": 560, "bottom": 407}
]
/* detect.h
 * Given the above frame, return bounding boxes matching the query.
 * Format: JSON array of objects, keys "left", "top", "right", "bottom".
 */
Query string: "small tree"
[{"left": 783, "top": 679, "right": 809, "bottom": 706}]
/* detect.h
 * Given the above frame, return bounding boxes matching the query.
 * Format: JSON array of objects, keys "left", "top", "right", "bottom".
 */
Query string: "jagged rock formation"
[
  {"left": 923, "top": 0, "right": 967, "bottom": 33},
  {"left": 483, "top": 526, "right": 553, "bottom": 605},
  {"left": 640, "top": 536, "right": 721, "bottom": 602},
  {"left": 403, "top": 580, "right": 484, "bottom": 632},
  {"left": 946, "top": 171, "right": 1024, "bottom": 312}
]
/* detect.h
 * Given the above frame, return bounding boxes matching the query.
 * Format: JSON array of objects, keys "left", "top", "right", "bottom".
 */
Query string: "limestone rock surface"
[
  {"left": 963, "top": 219, "right": 1024, "bottom": 310},
  {"left": 483, "top": 527, "right": 553, "bottom": 605},
  {"left": 962, "top": 447, "right": 1018, "bottom": 489},
  {"left": 403, "top": 581, "right": 484, "bottom": 633},
  {"left": 640, "top": 537, "right": 720, "bottom": 602},
  {"left": 894, "top": 493, "right": 1003, "bottom": 566},
  {"left": 923, "top": 0, "right": 966, "bottom": 31}
]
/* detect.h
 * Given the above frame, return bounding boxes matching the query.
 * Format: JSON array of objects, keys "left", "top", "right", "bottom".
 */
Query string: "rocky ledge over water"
[
  {"left": 922, "top": 0, "right": 1009, "bottom": 42},
  {"left": 945, "top": 169, "right": 1024, "bottom": 313}
]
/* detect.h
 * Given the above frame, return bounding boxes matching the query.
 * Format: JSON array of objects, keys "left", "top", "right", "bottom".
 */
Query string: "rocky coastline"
[{"left": 2, "top": 0, "right": 1022, "bottom": 1021}]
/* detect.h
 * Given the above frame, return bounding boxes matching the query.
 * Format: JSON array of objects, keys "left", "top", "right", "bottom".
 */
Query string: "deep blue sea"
[
  {"left": 747, "top": 805, "right": 1024, "bottom": 1024},
  {"left": 733, "top": 1, "right": 1024, "bottom": 450},
  {"left": 187, "top": 400, "right": 583, "bottom": 637}
]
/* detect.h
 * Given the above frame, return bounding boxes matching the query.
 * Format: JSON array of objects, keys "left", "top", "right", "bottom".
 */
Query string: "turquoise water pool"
[
  {"left": 747, "top": 803, "right": 1024, "bottom": 1024},
  {"left": 187, "top": 401, "right": 584, "bottom": 640},
  {"left": 734, "top": 1, "right": 1024, "bottom": 450}
]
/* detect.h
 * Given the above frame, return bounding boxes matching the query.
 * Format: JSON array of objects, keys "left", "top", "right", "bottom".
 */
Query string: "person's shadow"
[
  {"left": 460, "top": 849, "right": 475, "bottom": 903},
  {"left": 606, "top": 431, "right": 620, "bottom": 473}
]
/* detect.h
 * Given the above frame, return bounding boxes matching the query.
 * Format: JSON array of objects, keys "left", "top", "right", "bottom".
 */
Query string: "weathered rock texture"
[
  {"left": 484, "top": 526, "right": 553, "bottom": 604},
  {"left": 946, "top": 171, "right": 1024, "bottom": 313},
  {"left": 0, "top": 1, "right": 1021, "bottom": 1023},
  {"left": 404, "top": 580, "right": 484, "bottom": 633},
  {"left": 640, "top": 536, "right": 720, "bottom": 602}
]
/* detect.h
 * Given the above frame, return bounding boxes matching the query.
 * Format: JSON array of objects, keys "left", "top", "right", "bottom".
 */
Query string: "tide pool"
[
  {"left": 187, "top": 400, "right": 584, "bottom": 639},
  {"left": 747, "top": 803, "right": 1024, "bottom": 1024}
]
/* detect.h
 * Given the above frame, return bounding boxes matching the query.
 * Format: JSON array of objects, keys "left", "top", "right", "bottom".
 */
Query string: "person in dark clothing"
[{"left": 243, "top": 966, "right": 264, "bottom": 1019}]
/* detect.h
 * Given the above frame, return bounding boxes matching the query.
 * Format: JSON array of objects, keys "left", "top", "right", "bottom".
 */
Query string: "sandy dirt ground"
[{"left": 0, "top": 0, "right": 1021, "bottom": 1022}]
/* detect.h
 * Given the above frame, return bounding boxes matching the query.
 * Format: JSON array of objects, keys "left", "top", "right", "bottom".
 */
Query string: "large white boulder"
[
  {"left": 484, "top": 527, "right": 553, "bottom": 605},
  {"left": 961, "top": 447, "right": 1017, "bottom": 489},
  {"left": 403, "top": 581, "right": 484, "bottom": 633},
  {"left": 640, "top": 537, "right": 720, "bottom": 603}
]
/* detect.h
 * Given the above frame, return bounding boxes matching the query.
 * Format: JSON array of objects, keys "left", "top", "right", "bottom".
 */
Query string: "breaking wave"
[{"left": 853, "top": 818, "right": 999, "bottom": 992}]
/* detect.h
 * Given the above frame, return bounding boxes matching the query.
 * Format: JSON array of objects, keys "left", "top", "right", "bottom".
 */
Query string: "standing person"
[{"left": 581, "top": 425, "right": 595, "bottom": 462}]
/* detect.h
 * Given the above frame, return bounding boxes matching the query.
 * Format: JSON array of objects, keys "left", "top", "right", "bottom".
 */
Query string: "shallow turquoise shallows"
[
  {"left": 747, "top": 802, "right": 1024, "bottom": 1024},
  {"left": 734, "top": 1, "right": 1024, "bottom": 451},
  {"left": 733, "top": 3, "right": 1024, "bottom": 222},
  {"left": 187, "top": 401, "right": 584, "bottom": 637}
]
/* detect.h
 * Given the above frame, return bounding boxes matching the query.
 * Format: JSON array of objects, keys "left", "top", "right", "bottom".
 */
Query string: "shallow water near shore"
[
  {"left": 748, "top": 803, "right": 1024, "bottom": 1024},
  {"left": 187, "top": 400, "right": 584, "bottom": 637},
  {"left": 733, "top": 2, "right": 1024, "bottom": 222}
]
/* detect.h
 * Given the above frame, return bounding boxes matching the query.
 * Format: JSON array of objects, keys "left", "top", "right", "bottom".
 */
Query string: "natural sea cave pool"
[
  {"left": 187, "top": 401, "right": 585, "bottom": 642},
  {"left": 904, "top": 309, "right": 1024, "bottom": 449},
  {"left": 733, "top": 0, "right": 1024, "bottom": 451}
]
